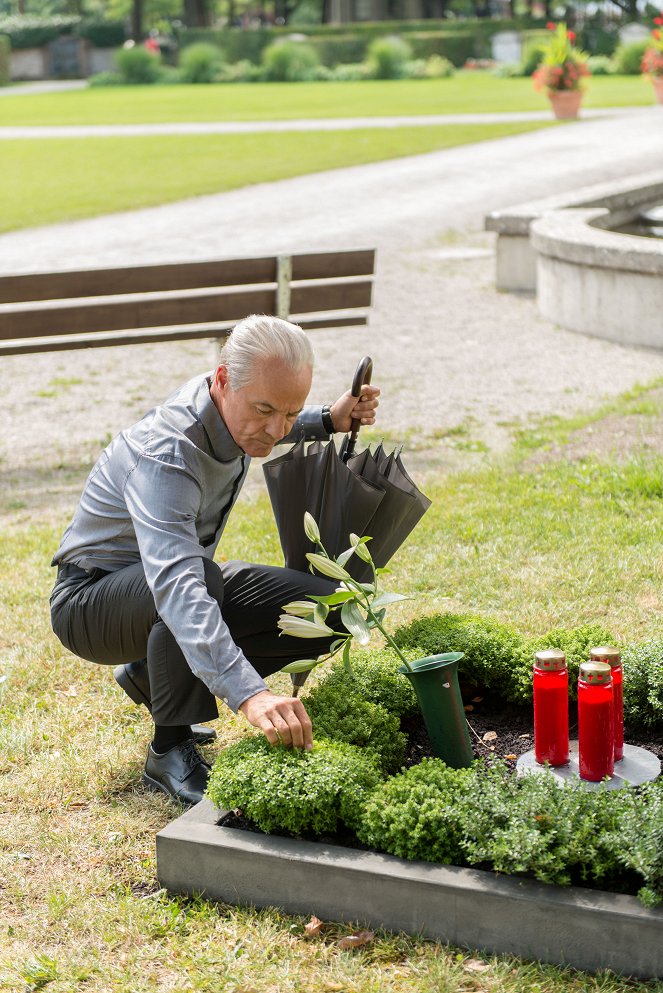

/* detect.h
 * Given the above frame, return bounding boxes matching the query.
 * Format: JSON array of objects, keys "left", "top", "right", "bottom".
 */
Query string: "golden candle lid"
[
  {"left": 580, "top": 661, "right": 612, "bottom": 684},
  {"left": 590, "top": 645, "right": 621, "bottom": 666},
  {"left": 534, "top": 649, "right": 566, "bottom": 671}
]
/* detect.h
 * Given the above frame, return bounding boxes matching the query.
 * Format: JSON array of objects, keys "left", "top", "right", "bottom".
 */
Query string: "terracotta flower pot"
[
  {"left": 548, "top": 89, "right": 583, "bottom": 119},
  {"left": 652, "top": 75, "right": 663, "bottom": 104}
]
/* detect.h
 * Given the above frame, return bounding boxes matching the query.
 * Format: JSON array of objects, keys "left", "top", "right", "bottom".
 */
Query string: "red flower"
[
  {"left": 567, "top": 30, "right": 576, "bottom": 41},
  {"left": 546, "top": 21, "right": 556, "bottom": 30},
  {"left": 654, "top": 16, "right": 663, "bottom": 24},
  {"left": 654, "top": 29, "right": 661, "bottom": 39}
]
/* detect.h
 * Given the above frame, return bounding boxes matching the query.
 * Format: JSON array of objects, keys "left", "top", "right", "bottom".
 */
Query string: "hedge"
[
  {"left": 0, "top": 15, "right": 125, "bottom": 50},
  {"left": 0, "top": 34, "right": 9, "bottom": 85}
]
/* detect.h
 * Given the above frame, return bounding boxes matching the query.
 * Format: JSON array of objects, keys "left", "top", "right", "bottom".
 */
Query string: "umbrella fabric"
[{"left": 263, "top": 436, "right": 430, "bottom": 581}]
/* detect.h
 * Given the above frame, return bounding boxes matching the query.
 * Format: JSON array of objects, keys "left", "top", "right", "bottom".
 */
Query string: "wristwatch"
[{"left": 321, "top": 404, "right": 335, "bottom": 435}]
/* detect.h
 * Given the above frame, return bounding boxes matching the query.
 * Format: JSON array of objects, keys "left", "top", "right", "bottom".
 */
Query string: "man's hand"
[
  {"left": 239, "top": 690, "right": 313, "bottom": 750},
  {"left": 329, "top": 383, "right": 380, "bottom": 434}
]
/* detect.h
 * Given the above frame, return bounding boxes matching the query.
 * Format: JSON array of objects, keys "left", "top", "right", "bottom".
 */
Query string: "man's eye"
[{"left": 256, "top": 407, "right": 271, "bottom": 415}]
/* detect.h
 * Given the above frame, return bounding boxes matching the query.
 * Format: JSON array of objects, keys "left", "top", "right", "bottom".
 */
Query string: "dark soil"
[{"left": 217, "top": 688, "right": 662, "bottom": 844}]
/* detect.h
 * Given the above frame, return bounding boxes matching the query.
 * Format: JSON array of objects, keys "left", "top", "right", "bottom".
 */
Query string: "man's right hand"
[{"left": 239, "top": 690, "right": 313, "bottom": 750}]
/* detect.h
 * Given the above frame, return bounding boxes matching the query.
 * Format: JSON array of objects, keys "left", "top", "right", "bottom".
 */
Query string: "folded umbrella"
[{"left": 263, "top": 356, "right": 431, "bottom": 581}]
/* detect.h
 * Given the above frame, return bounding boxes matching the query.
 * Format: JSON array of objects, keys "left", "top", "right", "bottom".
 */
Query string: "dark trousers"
[{"left": 50, "top": 559, "right": 337, "bottom": 726}]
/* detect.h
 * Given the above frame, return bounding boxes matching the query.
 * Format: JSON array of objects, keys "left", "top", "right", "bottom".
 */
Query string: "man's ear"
[{"left": 216, "top": 365, "right": 231, "bottom": 390}]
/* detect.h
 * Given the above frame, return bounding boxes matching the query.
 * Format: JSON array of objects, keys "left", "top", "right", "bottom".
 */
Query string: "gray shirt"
[{"left": 52, "top": 372, "right": 330, "bottom": 712}]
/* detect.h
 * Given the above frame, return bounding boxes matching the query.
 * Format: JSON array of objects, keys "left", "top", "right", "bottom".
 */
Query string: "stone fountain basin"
[{"left": 157, "top": 799, "right": 663, "bottom": 980}]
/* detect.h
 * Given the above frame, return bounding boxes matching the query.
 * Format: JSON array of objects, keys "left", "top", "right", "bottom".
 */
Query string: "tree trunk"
[{"left": 131, "top": 0, "right": 143, "bottom": 41}]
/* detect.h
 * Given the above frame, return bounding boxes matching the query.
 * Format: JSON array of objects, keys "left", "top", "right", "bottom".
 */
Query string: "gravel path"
[{"left": 2, "top": 108, "right": 663, "bottom": 522}]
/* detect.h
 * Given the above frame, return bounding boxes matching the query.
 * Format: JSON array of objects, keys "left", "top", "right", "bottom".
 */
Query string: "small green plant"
[
  {"left": 206, "top": 736, "right": 382, "bottom": 835},
  {"left": 261, "top": 39, "right": 320, "bottom": 82},
  {"left": 613, "top": 38, "right": 649, "bottom": 75},
  {"left": 178, "top": 42, "right": 223, "bottom": 84},
  {"left": 304, "top": 680, "right": 406, "bottom": 773},
  {"left": 532, "top": 23, "right": 589, "bottom": 92},
  {"left": 313, "top": 647, "right": 419, "bottom": 718},
  {"left": 357, "top": 758, "right": 474, "bottom": 863},
  {"left": 423, "top": 54, "right": 454, "bottom": 78},
  {"left": 367, "top": 35, "right": 412, "bottom": 80},
  {"left": 278, "top": 512, "right": 414, "bottom": 680},
  {"left": 587, "top": 54, "right": 615, "bottom": 76},
  {"left": 394, "top": 611, "right": 528, "bottom": 699},
  {"left": 114, "top": 45, "right": 161, "bottom": 84},
  {"left": 622, "top": 640, "right": 663, "bottom": 727}
]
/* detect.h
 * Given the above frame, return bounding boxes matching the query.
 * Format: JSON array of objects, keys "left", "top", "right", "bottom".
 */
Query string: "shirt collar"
[{"left": 198, "top": 375, "right": 244, "bottom": 462}]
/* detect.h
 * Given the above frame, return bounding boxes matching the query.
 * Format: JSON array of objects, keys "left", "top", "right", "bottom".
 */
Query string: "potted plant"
[
  {"left": 532, "top": 22, "right": 589, "bottom": 120},
  {"left": 277, "top": 513, "right": 473, "bottom": 768},
  {"left": 642, "top": 12, "right": 663, "bottom": 104}
]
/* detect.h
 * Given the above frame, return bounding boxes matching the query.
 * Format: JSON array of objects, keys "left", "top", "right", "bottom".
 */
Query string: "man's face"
[{"left": 213, "top": 356, "right": 312, "bottom": 458}]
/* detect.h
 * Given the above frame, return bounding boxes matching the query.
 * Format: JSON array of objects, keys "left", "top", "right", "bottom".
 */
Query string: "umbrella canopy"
[{"left": 263, "top": 360, "right": 431, "bottom": 581}]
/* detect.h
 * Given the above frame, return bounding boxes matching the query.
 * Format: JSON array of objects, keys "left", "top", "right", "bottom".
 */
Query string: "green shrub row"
[
  {"left": 358, "top": 759, "right": 663, "bottom": 906},
  {"left": 0, "top": 34, "right": 9, "bottom": 86},
  {"left": 92, "top": 38, "right": 455, "bottom": 86},
  {"left": 394, "top": 612, "right": 663, "bottom": 726},
  {"left": 0, "top": 14, "right": 125, "bottom": 50}
]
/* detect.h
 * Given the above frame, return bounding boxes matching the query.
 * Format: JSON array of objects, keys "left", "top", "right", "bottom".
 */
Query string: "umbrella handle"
[{"left": 343, "top": 355, "right": 373, "bottom": 463}]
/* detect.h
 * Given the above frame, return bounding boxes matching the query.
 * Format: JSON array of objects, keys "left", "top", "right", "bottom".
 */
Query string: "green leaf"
[
  {"left": 280, "top": 658, "right": 320, "bottom": 674},
  {"left": 359, "top": 582, "right": 375, "bottom": 594},
  {"left": 314, "top": 602, "right": 329, "bottom": 624},
  {"left": 306, "top": 553, "right": 353, "bottom": 582},
  {"left": 310, "top": 590, "right": 356, "bottom": 606},
  {"left": 341, "top": 601, "right": 371, "bottom": 646},
  {"left": 337, "top": 547, "right": 355, "bottom": 568},
  {"left": 350, "top": 533, "right": 372, "bottom": 546},
  {"left": 371, "top": 592, "right": 408, "bottom": 609},
  {"left": 303, "top": 512, "right": 321, "bottom": 544},
  {"left": 329, "top": 638, "right": 347, "bottom": 653},
  {"left": 376, "top": 567, "right": 392, "bottom": 576}
]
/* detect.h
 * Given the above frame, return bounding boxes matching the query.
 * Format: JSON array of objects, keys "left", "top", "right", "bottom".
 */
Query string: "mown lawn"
[
  {"left": 0, "top": 73, "right": 655, "bottom": 126},
  {"left": 2, "top": 386, "right": 663, "bottom": 992},
  {"left": 1, "top": 120, "right": 552, "bottom": 232}
]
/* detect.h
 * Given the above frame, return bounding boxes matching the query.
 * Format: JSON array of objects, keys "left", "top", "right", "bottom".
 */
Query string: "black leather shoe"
[
  {"left": 114, "top": 660, "right": 217, "bottom": 746},
  {"left": 142, "top": 739, "right": 211, "bottom": 806}
]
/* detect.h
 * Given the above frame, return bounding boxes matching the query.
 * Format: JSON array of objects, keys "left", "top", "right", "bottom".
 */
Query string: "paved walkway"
[
  {"left": 2, "top": 107, "right": 663, "bottom": 519},
  {"left": 0, "top": 106, "right": 643, "bottom": 138}
]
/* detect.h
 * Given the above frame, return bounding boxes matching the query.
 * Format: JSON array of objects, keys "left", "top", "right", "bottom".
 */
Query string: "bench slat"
[
  {"left": 0, "top": 250, "right": 376, "bottom": 304},
  {"left": 0, "top": 315, "right": 368, "bottom": 356},
  {"left": 0, "top": 281, "right": 373, "bottom": 341}
]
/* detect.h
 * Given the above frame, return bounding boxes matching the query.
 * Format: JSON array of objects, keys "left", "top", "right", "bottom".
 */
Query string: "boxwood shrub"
[
  {"left": 304, "top": 680, "right": 406, "bottom": 773},
  {"left": 206, "top": 735, "right": 382, "bottom": 835},
  {"left": 312, "top": 646, "right": 419, "bottom": 718},
  {"left": 622, "top": 640, "right": 663, "bottom": 728}
]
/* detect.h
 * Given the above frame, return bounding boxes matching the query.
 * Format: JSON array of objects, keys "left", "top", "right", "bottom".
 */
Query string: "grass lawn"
[
  {"left": 1, "top": 120, "right": 552, "bottom": 232},
  {"left": 0, "top": 73, "right": 655, "bottom": 126},
  {"left": 2, "top": 385, "right": 663, "bottom": 991}
]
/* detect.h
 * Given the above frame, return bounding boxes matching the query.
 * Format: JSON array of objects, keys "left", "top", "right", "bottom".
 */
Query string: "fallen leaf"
[
  {"left": 304, "top": 915, "right": 324, "bottom": 937},
  {"left": 464, "top": 958, "right": 491, "bottom": 973},
  {"left": 518, "top": 733, "right": 531, "bottom": 739},
  {"left": 504, "top": 754, "right": 518, "bottom": 760},
  {"left": 471, "top": 696, "right": 483, "bottom": 703},
  {"left": 482, "top": 731, "right": 497, "bottom": 742},
  {"left": 61, "top": 686, "right": 78, "bottom": 697},
  {"left": 464, "top": 705, "right": 474, "bottom": 712},
  {"left": 337, "top": 930, "right": 374, "bottom": 950}
]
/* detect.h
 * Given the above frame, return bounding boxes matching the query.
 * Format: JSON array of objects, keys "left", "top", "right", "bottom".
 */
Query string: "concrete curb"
[{"left": 157, "top": 799, "right": 663, "bottom": 979}]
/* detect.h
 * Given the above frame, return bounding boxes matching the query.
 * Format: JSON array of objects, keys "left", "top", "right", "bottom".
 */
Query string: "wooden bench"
[{"left": 0, "top": 248, "right": 375, "bottom": 356}]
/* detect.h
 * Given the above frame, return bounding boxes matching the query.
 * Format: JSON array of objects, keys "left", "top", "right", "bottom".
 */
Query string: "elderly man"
[{"left": 50, "top": 315, "right": 379, "bottom": 806}]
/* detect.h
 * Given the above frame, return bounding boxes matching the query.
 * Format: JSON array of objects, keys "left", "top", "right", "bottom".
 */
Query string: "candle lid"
[
  {"left": 534, "top": 649, "right": 566, "bottom": 671},
  {"left": 580, "top": 661, "right": 612, "bottom": 684},
  {"left": 590, "top": 645, "right": 621, "bottom": 666}
]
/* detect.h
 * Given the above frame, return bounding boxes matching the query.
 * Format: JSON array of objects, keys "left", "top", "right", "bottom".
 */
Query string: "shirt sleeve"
[
  {"left": 282, "top": 404, "right": 329, "bottom": 444},
  {"left": 123, "top": 453, "right": 268, "bottom": 712}
]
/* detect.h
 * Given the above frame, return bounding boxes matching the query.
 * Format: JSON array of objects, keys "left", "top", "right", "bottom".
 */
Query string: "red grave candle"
[
  {"left": 590, "top": 646, "right": 623, "bottom": 762},
  {"left": 533, "top": 649, "right": 569, "bottom": 766},
  {"left": 578, "top": 661, "right": 614, "bottom": 782}
]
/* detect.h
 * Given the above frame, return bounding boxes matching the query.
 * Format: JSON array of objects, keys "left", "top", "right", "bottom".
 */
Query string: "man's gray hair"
[{"left": 220, "top": 315, "right": 314, "bottom": 390}]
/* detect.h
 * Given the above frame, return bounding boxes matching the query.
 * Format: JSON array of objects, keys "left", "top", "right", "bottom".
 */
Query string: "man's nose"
[{"left": 265, "top": 413, "right": 288, "bottom": 440}]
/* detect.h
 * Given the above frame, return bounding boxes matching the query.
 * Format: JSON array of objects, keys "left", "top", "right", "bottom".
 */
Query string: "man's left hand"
[{"left": 329, "top": 383, "right": 380, "bottom": 434}]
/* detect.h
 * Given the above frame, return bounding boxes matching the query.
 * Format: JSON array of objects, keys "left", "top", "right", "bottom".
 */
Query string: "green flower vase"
[{"left": 399, "top": 652, "right": 473, "bottom": 768}]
